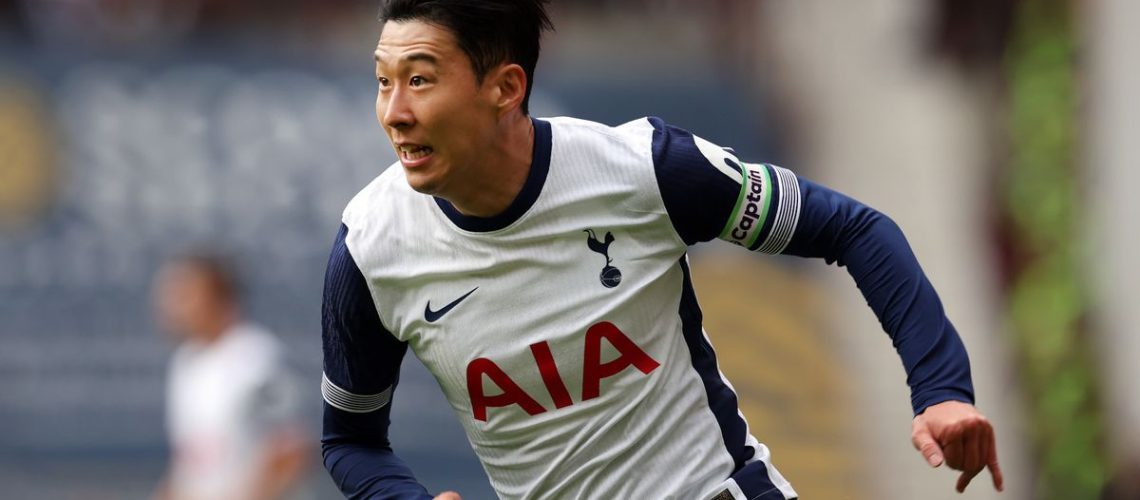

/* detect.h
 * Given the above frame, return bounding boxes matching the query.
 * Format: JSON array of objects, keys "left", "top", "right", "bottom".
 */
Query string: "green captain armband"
[{"left": 718, "top": 161, "right": 801, "bottom": 254}]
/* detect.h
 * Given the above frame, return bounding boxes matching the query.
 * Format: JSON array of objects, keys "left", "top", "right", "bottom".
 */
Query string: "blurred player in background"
[
  {"left": 153, "top": 253, "right": 312, "bottom": 500},
  {"left": 320, "top": 1, "right": 1003, "bottom": 499}
]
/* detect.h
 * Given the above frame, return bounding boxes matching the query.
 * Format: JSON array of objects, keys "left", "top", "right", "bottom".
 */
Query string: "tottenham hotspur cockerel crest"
[{"left": 583, "top": 229, "right": 621, "bottom": 288}]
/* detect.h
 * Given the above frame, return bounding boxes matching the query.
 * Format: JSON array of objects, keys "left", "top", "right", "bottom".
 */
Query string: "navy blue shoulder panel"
[{"left": 648, "top": 117, "right": 743, "bottom": 246}]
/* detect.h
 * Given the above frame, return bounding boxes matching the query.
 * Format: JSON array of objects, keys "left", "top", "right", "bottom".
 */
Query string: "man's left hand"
[{"left": 911, "top": 400, "right": 1004, "bottom": 493}]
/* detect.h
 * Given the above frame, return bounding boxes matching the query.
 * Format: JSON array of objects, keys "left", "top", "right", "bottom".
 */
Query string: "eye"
[
  {"left": 410, "top": 76, "right": 426, "bottom": 87},
  {"left": 377, "top": 76, "right": 390, "bottom": 88}
]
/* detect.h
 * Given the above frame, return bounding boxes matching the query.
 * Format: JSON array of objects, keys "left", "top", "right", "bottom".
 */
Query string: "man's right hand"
[{"left": 434, "top": 492, "right": 462, "bottom": 500}]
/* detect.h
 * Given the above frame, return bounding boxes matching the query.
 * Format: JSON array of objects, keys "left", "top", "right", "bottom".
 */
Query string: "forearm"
[
  {"left": 837, "top": 211, "right": 973, "bottom": 412},
  {"left": 248, "top": 429, "right": 312, "bottom": 500},
  {"left": 323, "top": 440, "right": 432, "bottom": 500},
  {"left": 322, "top": 403, "right": 431, "bottom": 500},
  {"left": 784, "top": 178, "right": 974, "bottom": 414}
]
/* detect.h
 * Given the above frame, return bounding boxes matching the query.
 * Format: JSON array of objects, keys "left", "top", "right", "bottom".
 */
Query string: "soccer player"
[
  {"left": 320, "top": 1, "right": 1003, "bottom": 498},
  {"left": 153, "top": 253, "right": 312, "bottom": 500}
]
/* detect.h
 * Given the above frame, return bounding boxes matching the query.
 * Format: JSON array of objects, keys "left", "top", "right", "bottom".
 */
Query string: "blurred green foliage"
[{"left": 1005, "top": 0, "right": 1108, "bottom": 497}]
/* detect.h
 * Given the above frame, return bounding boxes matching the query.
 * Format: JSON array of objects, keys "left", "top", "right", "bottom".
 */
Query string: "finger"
[
  {"left": 985, "top": 425, "right": 1005, "bottom": 492},
  {"left": 962, "top": 426, "right": 982, "bottom": 473},
  {"left": 956, "top": 468, "right": 981, "bottom": 493},
  {"left": 938, "top": 422, "right": 966, "bottom": 469},
  {"left": 978, "top": 426, "right": 991, "bottom": 476},
  {"left": 942, "top": 438, "right": 963, "bottom": 470},
  {"left": 912, "top": 421, "right": 944, "bottom": 467},
  {"left": 988, "top": 460, "right": 1005, "bottom": 492}
]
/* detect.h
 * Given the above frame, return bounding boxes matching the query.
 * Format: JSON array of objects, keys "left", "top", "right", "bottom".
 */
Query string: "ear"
[{"left": 487, "top": 63, "right": 528, "bottom": 117}]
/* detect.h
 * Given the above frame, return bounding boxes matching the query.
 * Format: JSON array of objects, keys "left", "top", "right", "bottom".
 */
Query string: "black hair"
[{"left": 378, "top": 0, "right": 554, "bottom": 114}]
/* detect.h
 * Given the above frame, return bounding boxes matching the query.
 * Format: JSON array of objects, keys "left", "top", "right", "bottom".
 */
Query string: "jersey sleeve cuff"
[{"left": 912, "top": 388, "right": 976, "bottom": 416}]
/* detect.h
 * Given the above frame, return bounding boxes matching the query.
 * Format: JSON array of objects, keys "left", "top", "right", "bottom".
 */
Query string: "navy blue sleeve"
[
  {"left": 321, "top": 224, "right": 432, "bottom": 499},
  {"left": 650, "top": 117, "right": 974, "bottom": 415},
  {"left": 781, "top": 179, "right": 974, "bottom": 414}
]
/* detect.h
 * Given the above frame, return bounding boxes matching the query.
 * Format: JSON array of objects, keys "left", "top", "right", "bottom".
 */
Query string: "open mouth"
[{"left": 398, "top": 144, "right": 434, "bottom": 161}]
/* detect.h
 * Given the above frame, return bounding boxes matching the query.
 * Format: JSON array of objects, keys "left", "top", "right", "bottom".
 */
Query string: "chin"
[{"left": 403, "top": 168, "right": 445, "bottom": 196}]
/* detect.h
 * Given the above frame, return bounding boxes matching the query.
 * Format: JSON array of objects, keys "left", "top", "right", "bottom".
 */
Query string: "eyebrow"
[{"left": 374, "top": 51, "right": 440, "bottom": 66}]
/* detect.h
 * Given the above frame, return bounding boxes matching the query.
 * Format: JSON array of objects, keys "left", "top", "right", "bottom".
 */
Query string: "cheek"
[
  {"left": 167, "top": 295, "right": 195, "bottom": 321},
  {"left": 435, "top": 95, "right": 487, "bottom": 136},
  {"left": 157, "top": 295, "right": 188, "bottom": 329}
]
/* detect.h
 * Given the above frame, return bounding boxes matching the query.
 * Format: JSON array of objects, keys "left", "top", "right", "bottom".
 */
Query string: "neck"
[{"left": 446, "top": 113, "right": 534, "bottom": 217}]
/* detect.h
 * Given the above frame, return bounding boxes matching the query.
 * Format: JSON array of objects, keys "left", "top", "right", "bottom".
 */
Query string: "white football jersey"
[
  {"left": 323, "top": 116, "right": 802, "bottom": 499},
  {"left": 167, "top": 323, "right": 303, "bottom": 500}
]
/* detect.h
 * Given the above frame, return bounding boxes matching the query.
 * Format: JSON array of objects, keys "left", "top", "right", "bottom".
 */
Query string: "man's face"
[
  {"left": 152, "top": 263, "right": 216, "bottom": 342},
  {"left": 374, "top": 20, "right": 497, "bottom": 195}
]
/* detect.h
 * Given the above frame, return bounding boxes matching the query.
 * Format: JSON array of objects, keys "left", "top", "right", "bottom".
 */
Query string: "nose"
[{"left": 379, "top": 86, "right": 415, "bottom": 131}]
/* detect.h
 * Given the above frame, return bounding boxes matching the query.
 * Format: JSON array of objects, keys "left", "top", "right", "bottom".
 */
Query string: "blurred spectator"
[{"left": 152, "top": 252, "right": 312, "bottom": 500}]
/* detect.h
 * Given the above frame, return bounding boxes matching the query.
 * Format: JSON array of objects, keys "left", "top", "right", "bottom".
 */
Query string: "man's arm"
[
  {"left": 243, "top": 361, "right": 314, "bottom": 500},
  {"left": 648, "top": 117, "right": 1002, "bottom": 492},
  {"left": 781, "top": 179, "right": 1003, "bottom": 493},
  {"left": 781, "top": 179, "right": 973, "bottom": 415},
  {"left": 248, "top": 424, "right": 312, "bottom": 500},
  {"left": 321, "top": 223, "right": 433, "bottom": 499}
]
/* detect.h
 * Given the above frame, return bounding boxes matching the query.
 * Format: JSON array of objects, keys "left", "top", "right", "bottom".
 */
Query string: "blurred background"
[{"left": 1, "top": 0, "right": 1137, "bottom": 499}]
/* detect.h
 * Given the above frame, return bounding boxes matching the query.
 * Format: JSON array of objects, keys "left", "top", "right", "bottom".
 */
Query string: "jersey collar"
[{"left": 433, "top": 117, "right": 552, "bottom": 233}]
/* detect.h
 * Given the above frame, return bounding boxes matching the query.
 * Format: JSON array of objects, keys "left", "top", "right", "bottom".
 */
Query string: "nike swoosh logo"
[{"left": 424, "top": 287, "right": 478, "bottom": 323}]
